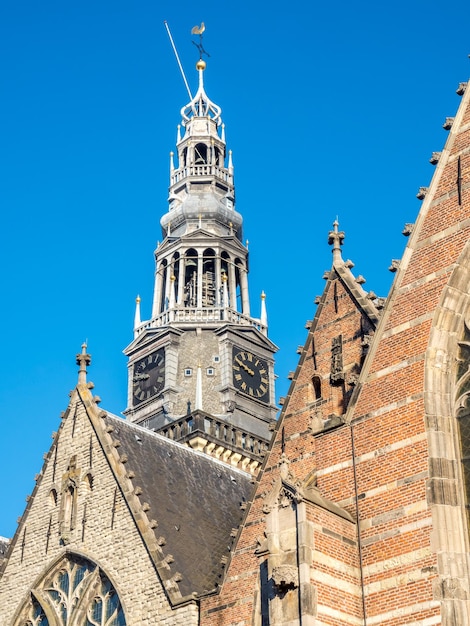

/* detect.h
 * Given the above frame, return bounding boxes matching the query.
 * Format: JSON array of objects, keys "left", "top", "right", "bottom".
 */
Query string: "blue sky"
[{"left": 1, "top": 0, "right": 470, "bottom": 538}]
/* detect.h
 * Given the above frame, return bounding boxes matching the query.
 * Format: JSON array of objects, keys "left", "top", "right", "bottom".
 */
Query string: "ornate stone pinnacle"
[
  {"left": 328, "top": 219, "right": 345, "bottom": 264},
  {"left": 76, "top": 343, "right": 91, "bottom": 385}
]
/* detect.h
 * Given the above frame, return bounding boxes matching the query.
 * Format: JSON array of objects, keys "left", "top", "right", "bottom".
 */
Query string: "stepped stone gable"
[{"left": 200, "top": 247, "right": 379, "bottom": 625}]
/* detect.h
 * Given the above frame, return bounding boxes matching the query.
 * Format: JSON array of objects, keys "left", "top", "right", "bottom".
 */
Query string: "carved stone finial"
[
  {"left": 429, "top": 152, "right": 441, "bottom": 165},
  {"left": 328, "top": 219, "right": 345, "bottom": 264},
  {"left": 456, "top": 82, "right": 467, "bottom": 96},
  {"left": 443, "top": 117, "right": 454, "bottom": 130},
  {"left": 76, "top": 343, "right": 91, "bottom": 386},
  {"left": 389, "top": 259, "right": 400, "bottom": 273}
]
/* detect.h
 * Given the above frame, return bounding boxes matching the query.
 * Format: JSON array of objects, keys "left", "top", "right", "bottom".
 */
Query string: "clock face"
[
  {"left": 132, "top": 349, "right": 165, "bottom": 406},
  {"left": 232, "top": 347, "right": 269, "bottom": 402}
]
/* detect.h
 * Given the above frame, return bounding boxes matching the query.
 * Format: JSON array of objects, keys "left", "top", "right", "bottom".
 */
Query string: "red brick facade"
[{"left": 201, "top": 80, "right": 470, "bottom": 625}]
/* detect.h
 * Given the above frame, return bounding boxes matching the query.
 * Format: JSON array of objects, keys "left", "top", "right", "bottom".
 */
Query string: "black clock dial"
[
  {"left": 132, "top": 349, "right": 165, "bottom": 405},
  {"left": 232, "top": 347, "right": 269, "bottom": 402}
]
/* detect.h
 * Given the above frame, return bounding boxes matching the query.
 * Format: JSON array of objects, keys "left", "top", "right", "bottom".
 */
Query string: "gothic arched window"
[
  {"left": 15, "top": 554, "right": 126, "bottom": 626},
  {"left": 312, "top": 376, "right": 322, "bottom": 402}
]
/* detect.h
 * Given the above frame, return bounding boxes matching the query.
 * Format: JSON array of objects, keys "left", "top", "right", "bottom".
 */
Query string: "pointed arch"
[
  {"left": 13, "top": 553, "right": 126, "bottom": 626},
  {"left": 425, "top": 238, "right": 470, "bottom": 623}
]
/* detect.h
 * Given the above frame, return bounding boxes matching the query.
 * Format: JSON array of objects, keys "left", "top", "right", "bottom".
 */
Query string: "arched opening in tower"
[
  {"left": 160, "top": 259, "right": 168, "bottom": 312},
  {"left": 202, "top": 248, "right": 216, "bottom": 306},
  {"left": 184, "top": 249, "right": 198, "bottom": 307},
  {"left": 194, "top": 143, "right": 208, "bottom": 165}
]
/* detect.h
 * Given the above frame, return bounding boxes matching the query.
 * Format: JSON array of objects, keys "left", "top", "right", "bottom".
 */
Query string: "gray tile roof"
[{"left": 103, "top": 414, "right": 253, "bottom": 598}]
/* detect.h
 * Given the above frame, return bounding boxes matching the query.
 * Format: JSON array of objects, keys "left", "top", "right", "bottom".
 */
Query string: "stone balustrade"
[
  {"left": 135, "top": 307, "right": 266, "bottom": 335},
  {"left": 155, "top": 412, "right": 269, "bottom": 474}
]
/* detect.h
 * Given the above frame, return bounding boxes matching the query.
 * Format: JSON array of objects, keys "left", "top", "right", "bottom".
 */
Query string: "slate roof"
[{"left": 102, "top": 412, "right": 253, "bottom": 598}]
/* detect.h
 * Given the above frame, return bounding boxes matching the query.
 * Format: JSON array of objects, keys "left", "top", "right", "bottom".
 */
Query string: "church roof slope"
[{"left": 101, "top": 412, "right": 252, "bottom": 598}]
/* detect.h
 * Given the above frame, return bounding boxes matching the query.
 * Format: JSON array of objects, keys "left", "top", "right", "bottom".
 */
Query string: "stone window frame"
[
  {"left": 12, "top": 552, "right": 126, "bottom": 626},
  {"left": 425, "top": 241, "right": 470, "bottom": 624}
]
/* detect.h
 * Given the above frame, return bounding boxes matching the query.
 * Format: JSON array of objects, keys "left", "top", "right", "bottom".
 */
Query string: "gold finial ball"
[{"left": 196, "top": 59, "right": 206, "bottom": 71}]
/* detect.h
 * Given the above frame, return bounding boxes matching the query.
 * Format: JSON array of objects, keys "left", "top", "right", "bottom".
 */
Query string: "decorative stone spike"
[
  {"left": 443, "top": 117, "right": 454, "bottom": 130},
  {"left": 268, "top": 421, "right": 276, "bottom": 431},
  {"left": 60, "top": 411, "right": 66, "bottom": 419},
  {"left": 93, "top": 396, "right": 101, "bottom": 404},
  {"left": 157, "top": 536, "right": 166, "bottom": 546},
  {"left": 416, "top": 187, "right": 428, "bottom": 200},
  {"left": 119, "top": 454, "right": 129, "bottom": 464},
  {"left": 314, "top": 296, "right": 321, "bottom": 304},
  {"left": 344, "top": 259, "right": 355, "bottom": 269},
  {"left": 149, "top": 519, "right": 158, "bottom": 528},
  {"left": 126, "top": 470, "right": 135, "bottom": 478},
  {"left": 457, "top": 82, "right": 467, "bottom": 96},
  {"left": 112, "top": 439, "right": 121, "bottom": 448},
  {"left": 429, "top": 152, "right": 441, "bottom": 165},
  {"left": 172, "top": 572, "right": 183, "bottom": 582},
  {"left": 322, "top": 270, "right": 331, "bottom": 280},
  {"left": 99, "top": 411, "right": 107, "bottom": 419},
  {"left": 389, "top": 260, "right": 400, "bottom": 273},
  {"left": 375, "top": 298, "right": 386, "bottom": 309},
  {"left": 134, "top": 486, "right": 143, "bottom": 495},
  {"left": 163, "top": 554, "right": 174, "bottom": 565},
  {"left": 76, "top": 343, "right": 91, "bottom": 385},
  {"left": 220, "top": 555, "right": 228, "bottom": 566},
  {"left": 296, "top": 345, "right": 303, "bottom": 354},
  {"left": 367, "top": 291, "right": 377, "bottom": 300},
  {"left": 230, "top": 528, "right": 238, "bottom": 538},
  {"left": 43, "top": 453, "right": 48, "bottom": 460},
  {"left": 287, "top": 371, "right": 295, "bottom": 380},
  {"left": 355, "top": 275, "right": 366, "bottom": 285},
  {"left": 142, "top": 502, "right": 150, "bottom": 511},
  {"left": 34, "top": 474, "right": 40, "bottom": 481},
  {"left": 402, "top": 223, "right": 414, "bottom": 236},
  {"left": 305, "top": 320, "right": 312, "bottom": 329},
  {"left": 279, "top": 397, "right": 285, "bottom": 406},
  {"left": 240, "top": 502, "right": 247, "bottom": 510},
  {"left": 105, "top": 425, "right": 114, "bottom": 433},
  {"left": 51, "top": 432, "right": 57, "bottom": 439},
  {"left": 26, "top": 495, "right": 31, "bottom": 502}
]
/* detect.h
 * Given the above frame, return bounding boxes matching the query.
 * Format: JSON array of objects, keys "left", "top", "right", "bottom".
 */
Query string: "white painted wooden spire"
[
  {"left": 260, "top": 291, "right": 268, "bottom": 335},
  {"left": 133, "top": 295, "right": 141, "bottom": 338}
]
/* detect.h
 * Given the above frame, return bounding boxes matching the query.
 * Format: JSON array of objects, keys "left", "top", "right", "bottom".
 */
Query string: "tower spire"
[{"left": 124, "top": 36, "right": 278, "bottom": 468}]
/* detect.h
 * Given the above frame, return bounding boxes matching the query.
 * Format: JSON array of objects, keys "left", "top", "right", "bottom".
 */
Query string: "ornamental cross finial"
[
  {"left": 191, "top": 22, "right": 210, "bottom": 60},
  {"left": 76, "top": 343, "right": 91, "bottom": 385},
  {"left": 328, "top": 218, "right": 345, "bottom": 264}
]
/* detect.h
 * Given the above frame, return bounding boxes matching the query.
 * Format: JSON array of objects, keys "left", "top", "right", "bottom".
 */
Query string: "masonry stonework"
[{"left": 2, "top": 64, "right": 470, "bottom": 626}]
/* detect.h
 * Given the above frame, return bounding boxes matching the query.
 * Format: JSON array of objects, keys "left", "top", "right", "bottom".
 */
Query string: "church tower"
[{"left": 123, "top": 58, "right": 277, "bottom": 472}]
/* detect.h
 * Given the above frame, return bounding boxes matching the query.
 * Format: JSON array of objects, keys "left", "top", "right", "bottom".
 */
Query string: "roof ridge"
[{"left": 105, "top": 413, "right": 252, "bottom": 477}]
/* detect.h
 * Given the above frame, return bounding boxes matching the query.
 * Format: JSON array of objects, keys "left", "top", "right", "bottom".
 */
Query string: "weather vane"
[{"left": 191, "top": 22, "right": 210, "bottom": 59}]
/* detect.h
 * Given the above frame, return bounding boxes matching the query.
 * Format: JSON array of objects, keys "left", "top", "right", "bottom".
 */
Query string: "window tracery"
[
  {"left": 455, "top": 319, "right": 470, "bottom": 523},
  {"left": 16, "top": 555, "right": 125, "bottom": 626}
]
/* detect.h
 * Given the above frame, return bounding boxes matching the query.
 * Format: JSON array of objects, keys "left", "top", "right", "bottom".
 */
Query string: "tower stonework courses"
[{"left": 3, "top": 45, "right": 470, "bottom": 626}]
